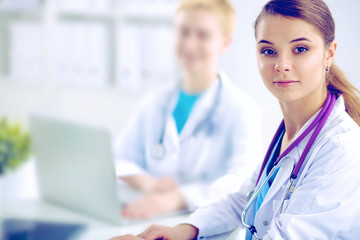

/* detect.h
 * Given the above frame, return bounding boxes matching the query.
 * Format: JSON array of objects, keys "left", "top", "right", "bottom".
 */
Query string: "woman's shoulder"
[
  {"left": 331, "top": 115, "right": 360, "bottom": 155},
  {"left": 323, "top": 96, "right": 360, "bottom": 144},
  {"left": 318, "top": 107, "right": 360, "bottom": 166}
]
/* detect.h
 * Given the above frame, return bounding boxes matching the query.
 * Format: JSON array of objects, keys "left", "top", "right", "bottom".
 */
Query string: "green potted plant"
[{"left": 0, "top": 117, "right": 31, "bottom": 216}]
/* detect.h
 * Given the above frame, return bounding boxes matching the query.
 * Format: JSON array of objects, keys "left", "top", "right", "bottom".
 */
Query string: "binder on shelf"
[
  {"left": 55, "top": 22, "right": 109, "bottom": 88},
  {"left": 151, "top": 25, "right": 176, "bottom": 83},
  {"left": 9, "top": 21, "right": 44, "bottom": 83},
  {"left": 116, "top": 24, "right": 142, "bottom": 90},
  {"left": 117, "top": 23, "right": 176, "bottom": 90},
  {"left": 140, "top": 24, "right": 176, "bottom": 87}
]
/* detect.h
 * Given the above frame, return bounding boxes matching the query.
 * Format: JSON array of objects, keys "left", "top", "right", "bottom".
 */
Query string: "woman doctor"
[
  {"left": 117, "top": 0, "right": 262, "bottom": 219},
  {"left": 111, "top": 0, "right": 360, "bottom": 239}
]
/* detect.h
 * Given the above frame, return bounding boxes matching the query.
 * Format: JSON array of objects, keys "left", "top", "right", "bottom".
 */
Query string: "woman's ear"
[
  {"left": 325, "top": 40, "right": 337, "bottom": 68},
  {"left": 220, "top": 35, "right": 233, "bottom": 55}
]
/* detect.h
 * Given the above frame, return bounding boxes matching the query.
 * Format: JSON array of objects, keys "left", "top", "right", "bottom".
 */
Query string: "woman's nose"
[{"left": 274, "top": 56, "right": 291, "bottom": 72}]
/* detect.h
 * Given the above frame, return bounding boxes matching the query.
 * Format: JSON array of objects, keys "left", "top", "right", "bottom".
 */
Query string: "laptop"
[{"left": 30, "top": 114, "right": 139, "bottom": 225}]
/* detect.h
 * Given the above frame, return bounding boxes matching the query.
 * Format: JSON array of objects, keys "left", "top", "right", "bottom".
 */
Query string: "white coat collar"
[
  {"left": 283, "top": 95, "right": 345, "bottom": 161},
  {"left": 257, "top": 95, "right": 346, "bottom": 215},
  {"left": 175, "top": 72, "right": 229, "bottom": 142},
  {"left": 161, "top": 72, "right": 230, "bottom": 146}
]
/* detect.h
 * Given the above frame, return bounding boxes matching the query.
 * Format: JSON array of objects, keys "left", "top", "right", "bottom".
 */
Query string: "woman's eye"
[
  {"left": 294, "top": 46, "right": 308, "bottom": 54},
  {"left": 261, "top": 48, "right": 277, "bottom": 56}
]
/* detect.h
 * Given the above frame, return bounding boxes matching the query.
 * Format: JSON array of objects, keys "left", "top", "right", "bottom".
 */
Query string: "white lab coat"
[
  {"left": 186, "top": 95, "right": 360, "bottom": 239},
  {"left": 115, "top": 72, "right": 262, "bottom": 210}
]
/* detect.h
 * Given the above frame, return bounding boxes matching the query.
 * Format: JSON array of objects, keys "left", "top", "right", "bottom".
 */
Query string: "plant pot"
[{"left": 0, "top": 174, "right": 4, "bottom": 213}]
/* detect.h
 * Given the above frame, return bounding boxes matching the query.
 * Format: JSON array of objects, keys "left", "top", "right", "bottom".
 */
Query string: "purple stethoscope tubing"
[{"left": 256, "top": 92, "right": 337, "bottom": 185}]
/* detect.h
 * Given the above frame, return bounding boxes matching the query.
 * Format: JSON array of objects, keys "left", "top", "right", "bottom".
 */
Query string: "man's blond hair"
[{"left": 176, "top": 0, "right": 237, "bottom": 37}]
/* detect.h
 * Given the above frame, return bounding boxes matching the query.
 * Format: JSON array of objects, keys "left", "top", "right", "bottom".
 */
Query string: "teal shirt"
[
  {"left": 172, "top": 89, "right": 201, "bottom": 134},
  {"left": 255, "top": 130, "right": 285, "bottom": 211},
  {"left": 245, "top": 130, "right": 285, "bottom": 240}
]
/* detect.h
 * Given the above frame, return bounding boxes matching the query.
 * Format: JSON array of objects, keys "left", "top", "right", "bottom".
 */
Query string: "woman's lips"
[{"left": 273, "top": 80, "right": 300, "bottom": 87}]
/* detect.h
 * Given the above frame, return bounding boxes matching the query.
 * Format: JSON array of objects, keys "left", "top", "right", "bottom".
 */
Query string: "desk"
[
  {"left": 2, "top": 160, "right": 245, "bottom": 239},
  {"left": 2, "top": 197, "right": 245, "bottom": 240},
  {"left": 2, "top": 197, "right": 190, "bottom": 239}
]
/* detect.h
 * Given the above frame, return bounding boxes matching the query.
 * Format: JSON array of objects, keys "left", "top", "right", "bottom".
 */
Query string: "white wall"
[{"left": 326, "top": 0, "right": 360, "bottom": 89}]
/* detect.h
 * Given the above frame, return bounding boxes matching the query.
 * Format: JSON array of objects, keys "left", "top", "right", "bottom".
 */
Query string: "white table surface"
[
  {"left": 2, "top": 160, "right": 245, "bottom": 240},
  {"left": 1, "top": 197, "right": 191, "bottom": 240},
  {"left": 2, "top": 197, "right": 245, "bottom": 240}
]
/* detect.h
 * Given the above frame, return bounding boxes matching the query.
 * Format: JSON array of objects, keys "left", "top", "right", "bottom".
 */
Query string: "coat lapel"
[{"left": 259, "top": 156, "right": 296, "bottom": 210}]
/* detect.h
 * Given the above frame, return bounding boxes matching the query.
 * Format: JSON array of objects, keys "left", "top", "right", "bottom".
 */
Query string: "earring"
[{"left": 326, "top": 66, "right": 330, "bottom": 72}]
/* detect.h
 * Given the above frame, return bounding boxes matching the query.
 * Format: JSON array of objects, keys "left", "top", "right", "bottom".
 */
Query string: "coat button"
[{"left": 263, "top": 221, "right": 268, "bottom": 226}]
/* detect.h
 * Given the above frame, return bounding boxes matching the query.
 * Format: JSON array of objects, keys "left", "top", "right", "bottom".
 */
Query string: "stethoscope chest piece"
[{"left": 151, "top": 143, "right": 166, "bottom": 160}]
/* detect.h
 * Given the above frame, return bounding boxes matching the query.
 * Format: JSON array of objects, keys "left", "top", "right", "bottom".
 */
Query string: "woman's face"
[
  {"left": 255, "top": 15, "right": 336, "bottom": 104},
  {"left": 174, "top": 8, "right": 231, "bottom": 74}
]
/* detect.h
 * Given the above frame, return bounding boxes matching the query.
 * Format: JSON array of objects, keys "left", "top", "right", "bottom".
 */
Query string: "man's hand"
[
  {"left": 122, "top": 189, "right": 186, "bottom": 219},
  {"left": 120, "top": 175, "right": 186, "bottom": 219},
  {"left": 119, "top": 175, "right": 158, "bottom": 192},
  {"left": 119, "top": 175, "right": 178, "bottom": 193},
  {"left": 151, "top": 177, "right": 178, "bottom": 193}
]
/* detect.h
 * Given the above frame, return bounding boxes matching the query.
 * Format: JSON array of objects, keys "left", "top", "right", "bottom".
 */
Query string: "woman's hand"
[
  {"left": 110, "top": 224, "right": 198, "bottom": 240},
  {"left": 139, "top": 224, "right": 198, "bottom": 240},
  {"left": 109, "top": 234, "right": 144, "bottom": 240}
]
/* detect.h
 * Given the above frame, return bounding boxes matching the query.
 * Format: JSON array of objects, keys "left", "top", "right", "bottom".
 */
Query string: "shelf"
[
  {"left": 122, "top": 12, "right": 173, "bottom": 23},
  {"left": 0, "top": 7, "right": 43, "bottom": 18},
  {"left": 56, "top": 9, "right": 115, "bottom": 21},
  {"left": 0, "top": 7, "right": 174, "bottom": 23},
  {"left": 56, "top": 10, "right": 174, "bottom": 23}
]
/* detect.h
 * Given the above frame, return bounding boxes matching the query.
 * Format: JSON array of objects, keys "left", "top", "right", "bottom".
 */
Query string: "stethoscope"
[
  {"left": 242, "top": 91, "right": 337, "bottom": 239},
  {"left": 150, "top": 75, "right": 223, "bottom": 160}
]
